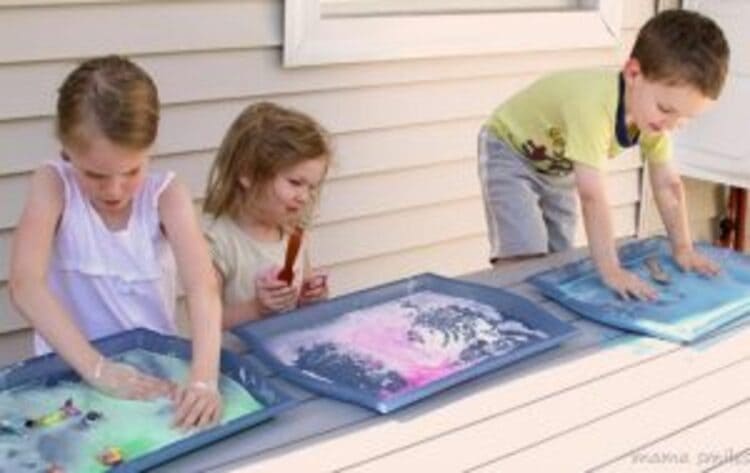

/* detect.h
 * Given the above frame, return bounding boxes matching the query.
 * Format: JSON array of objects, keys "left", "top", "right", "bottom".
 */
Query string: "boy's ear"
[{"left": 623, "top": 57, "right": 642, "bottom": 82}]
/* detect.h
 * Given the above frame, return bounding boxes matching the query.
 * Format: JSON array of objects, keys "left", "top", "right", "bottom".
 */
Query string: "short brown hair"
[
  {"left": 56, "top": 55, "right": 159, "bottom": 151},
  {"left": 631, "top": 9, "right": 729, "bottom": 99},
  {"left": 203, "top": 102, "right": 331, "bottom": 222}
]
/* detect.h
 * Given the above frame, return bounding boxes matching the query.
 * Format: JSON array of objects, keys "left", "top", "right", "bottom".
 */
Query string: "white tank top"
[{"left": 36, "top": 160, "right": 178, "bottom": 354}]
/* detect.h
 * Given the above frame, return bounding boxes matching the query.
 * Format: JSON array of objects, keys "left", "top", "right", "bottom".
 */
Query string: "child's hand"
[
  {"left": 86, "top": 357, "right": 175, "bottom": 400},
  {"left": 255, "top": 266, "right": 299, "bottom": 314},
  {"left": 300, "top": 272, "right": 329, "bottom": 305},
  {"left": 602, "top": 267, "right": 658, "bottom": 301},
  {"left": 172, "top": 380, "right": 222, "bottom": 431},
  {"left": 673, "top": 248, "right": 720, "bottom": 277}
]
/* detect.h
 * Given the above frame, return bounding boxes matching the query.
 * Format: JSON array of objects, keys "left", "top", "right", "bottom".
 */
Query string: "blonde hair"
[
  {"left": 203, "top": 102, "right": 331, "bottom": 225},
  {"left": 56, "top": 55, "right": 159, "bottom": 151}
]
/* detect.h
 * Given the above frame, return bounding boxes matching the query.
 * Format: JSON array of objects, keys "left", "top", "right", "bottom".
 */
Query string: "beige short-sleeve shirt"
[{"left": 201, "top": 215, "right": 307, "bottom": 305}]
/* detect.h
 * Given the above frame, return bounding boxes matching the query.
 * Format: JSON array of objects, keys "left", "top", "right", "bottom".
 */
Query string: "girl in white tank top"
[
  {"left": 10, "top": 56, "right": 223, "bottom": 430},
  {"left": 41, "top": 159, "right": 178, "bottom": 354}
]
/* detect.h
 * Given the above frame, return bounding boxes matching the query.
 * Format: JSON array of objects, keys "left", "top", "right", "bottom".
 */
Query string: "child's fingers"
[
  {"left": 625, "top": 286, "right": 649, "bottom": 301},
  {"left": 176, "top": 385, "right": 221, "bottom": 429},
  {"left": 258, "top": 283, "right": 299, "bottom": 312},
  {"left": 270, "top": 291, "right": 298, "bottom": 311},
  {"left": 96, "top": 362, "right": 171, "bottom": 400},
  {"left": 263, "top": 290, "right": 294, "bottom": 308},
  {"left": 259, "top": 265, "right": 281, "bottom": 278},
  {"left": 268, "top": 283, "right": 297, "bottom": 295},
  {"left": 700, "top": 265, "right": 720, "bottom": 277},
  {"left": 257, "top": 277, "right": 289, "bottom": 291},
  {"left": 141, "top": 373, "right": 174, "bottom": 393},
  {"left": 172, "top": 387, "right": 195, "bottom": 427},
  {"left": 302, "top": 285, "right": 326, "bottom": 300},
  {"left": 211, "top": 400, "right": 223, "bottom": 424},
  {"left": 677, "top": 252, "right": 718, "bottom": 276},
  {"left": 195, "top": 398, "right": 220, "bottom": 428},
  {"left": 193, "top": 410, "right": 211, "bottom": 430},
  {"left": 609, "top": 272, "right": 656, "bottom": 301},
  {"left": 256, "top": 266, "right": 285, "bottom": 285},
  {"left": 258, "top": 285, "right": 295, "bottom": 306},
  {"left": 630, "top": 280, "right": 657, "bottom": 301},
  {"left": 180, "top": 396, "right": 209, "bottom": 430},
  {"left": 304, "top": 274, "right": 328, "bottom": 291},
  {"left": 284, "top": 289, "right": 301, "bottom": 307},
  {"left": 615, "top": 288, "right": 631, "bottom": 301},
  {"left": 257, "top": 294, "right": 285, "bottom": 313},
  {"left": 193, "top": 404, "right": 214, "bottom": 428},
  {"left": 130, "top": 379, "right": 168, "bottom": 400},
  {"left": 699, "top": 258, "right": 720, "bottom": 276},
  {"left": 172, "top": 388, "right": 199, "bottom": 428}
]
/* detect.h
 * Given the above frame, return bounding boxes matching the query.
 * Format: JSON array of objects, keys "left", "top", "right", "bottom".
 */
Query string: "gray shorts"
[{"left": 477, "top": 126, "right": 577, "bottom": 262}]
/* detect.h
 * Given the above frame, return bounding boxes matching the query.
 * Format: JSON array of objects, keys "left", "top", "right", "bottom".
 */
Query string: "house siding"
[{"left": 0, "top": 0, "right": 665, "bottom": 361}]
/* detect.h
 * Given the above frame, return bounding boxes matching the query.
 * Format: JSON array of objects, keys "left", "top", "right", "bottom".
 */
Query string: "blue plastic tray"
[
  {"left": 528, "top": 237, "right": 750, "bottom": 343},
  {"left": 233, "top": 273, "right": 577, "bottom": 413},
  {"left": 0, "top": 328, "right": 296, "bottom": 472}
]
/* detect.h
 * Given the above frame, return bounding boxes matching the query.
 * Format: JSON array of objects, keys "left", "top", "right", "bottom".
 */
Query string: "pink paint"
[{"left": 270, "top": 291, "right": 546, "bottom": 398}]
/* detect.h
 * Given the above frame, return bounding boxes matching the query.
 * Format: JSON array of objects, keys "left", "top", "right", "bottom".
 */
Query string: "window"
[
  {"left": 285, "top": 0, "right": 623, "bottom": 66},
  {"left": 322, "top": 1, "right": 588, "bottom": 17}
]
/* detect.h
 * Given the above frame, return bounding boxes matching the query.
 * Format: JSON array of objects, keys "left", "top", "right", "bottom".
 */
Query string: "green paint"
[{"left": 0, "top": 350, "right": 262, "bottom": 472}]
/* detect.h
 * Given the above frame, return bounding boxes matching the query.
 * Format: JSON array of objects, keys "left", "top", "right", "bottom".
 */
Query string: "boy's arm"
[
  {"left": 648, "top": 161, "right": 692, "bottom": 251},
  {"left": 9, "top": 167, "right": 101, "bottom": 377},
  {"left": 575, "top": 163, "right": 657, "bottom": 300},
  {"left": 575, "top": 164, "right": 619, "bottom": 275},
  {"left": 648, "top": 160, "right": 719, "bottom": 275}
]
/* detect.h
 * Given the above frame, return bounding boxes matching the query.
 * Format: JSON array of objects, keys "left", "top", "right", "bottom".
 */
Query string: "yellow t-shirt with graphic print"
[{"left": 486, "top": 68, "right": 671, "bottom": 176}]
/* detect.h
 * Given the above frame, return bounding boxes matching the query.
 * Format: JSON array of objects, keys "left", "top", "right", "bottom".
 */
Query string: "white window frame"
[{"left": 284, "top": 0, "right": 623, "bottom": 67}]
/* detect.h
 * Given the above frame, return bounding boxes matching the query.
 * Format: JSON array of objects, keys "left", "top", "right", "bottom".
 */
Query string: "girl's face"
[
  {"left": 65, "top": 135, "right": 150, "bottom": 218},
  {"left": 258, "top": 156, "right": 328, "bottom": 227}
]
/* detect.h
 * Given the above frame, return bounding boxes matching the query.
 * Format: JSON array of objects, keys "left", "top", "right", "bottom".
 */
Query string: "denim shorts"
[{"left": 477, "top": 126, "right": 578, "bottom": 262}]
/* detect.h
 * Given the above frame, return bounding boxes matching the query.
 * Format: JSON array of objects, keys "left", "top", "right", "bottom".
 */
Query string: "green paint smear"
[{"left": 0, "top": 349, "right": 263, "bottom": 472}]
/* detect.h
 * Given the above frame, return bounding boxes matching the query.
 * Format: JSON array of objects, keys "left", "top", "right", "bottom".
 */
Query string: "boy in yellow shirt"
[{"left": 478, "top": 9, "right": 729, "bottom": 300}]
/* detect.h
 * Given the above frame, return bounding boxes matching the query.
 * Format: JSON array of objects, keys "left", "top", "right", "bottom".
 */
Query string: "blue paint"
[{"left": 529, "top": 238, "right": 750, "bottom": 343}]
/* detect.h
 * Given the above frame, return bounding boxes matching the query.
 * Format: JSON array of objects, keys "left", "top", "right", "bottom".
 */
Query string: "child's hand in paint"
[
  {"left": 86, "top": 357, "right": 175, "bottom": 400},
  {"left": 172, "top": 379, "right": 222, "bottom": 430},
  {"left": 299, "top": 271, "right": 329, "bottom": 305},
  {"left": 602, "top": 266, "right": 658, "bottom": 301},
  {"left": 255, "top": 265, "right": 299, "bottom": 314},
  {"left": 673, "top": 247, "right": 720, "bottom": 277}
]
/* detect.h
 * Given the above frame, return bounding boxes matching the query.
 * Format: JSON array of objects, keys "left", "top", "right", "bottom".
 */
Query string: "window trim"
[{"left": 284, "top": 0, "right": 623, "bottom": 67}]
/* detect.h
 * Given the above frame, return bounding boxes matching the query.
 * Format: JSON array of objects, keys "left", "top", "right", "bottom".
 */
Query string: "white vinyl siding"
[{"left": 0, "top": 0, "right": 656, "bottom": 359}]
